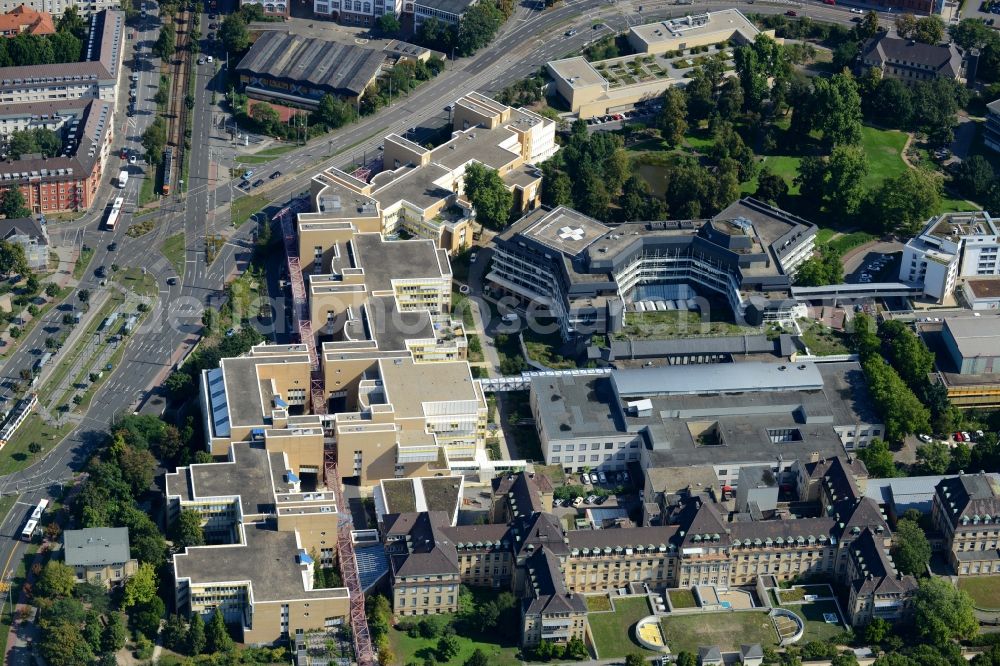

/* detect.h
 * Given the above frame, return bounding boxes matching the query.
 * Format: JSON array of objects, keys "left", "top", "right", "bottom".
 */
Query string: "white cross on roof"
[{"left": 558, "top": 226, "right": 585, "bottom": 242}]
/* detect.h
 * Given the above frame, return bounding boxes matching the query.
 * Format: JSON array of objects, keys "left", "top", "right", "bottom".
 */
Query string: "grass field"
[
  {"left": 661, "top": 611, "right": 779, "bottom": 654},
  {"left": 827, "top": 231, "right": 876, "bottom": 255},
  {"left": 387, "top": 612, "right": 521, "bottom": 666},
  {"left": 959, "top": 576, "right": 1000, "bottom": 609},
  {"left": 800, "top": 321, "right": 850, "bottom": 356},
  {"left": 814, "top": 228, "right": 838, "bottom": 246},
  {"left": 588, "top": 595, "right": 613, "bottom": 611},
  {"left": 72, "top": 246, "right": 95, "bottom": 281},
  {"left": 0, "top": 413, "right": 74, "bottom": 476},
  {"left": 620, "top": 310, "right": 760, "bottom": 339},
  {"left": 235, "top": 144, "right": 298, "bottom": 165},
  {"left": 523, "top": 323, "right": 577, "bottom": 369},
  {"left": 162, "top": 233, "right": 186, "bottom": 276},
  {"left": 779, "top": 601, "right": 845, "bottom": 643},
  {"left": 590, "top": 597, "right": 659, "bottom": 658},
  {"left": 669, "top": 589, "right": 697, "bottom": 609},
  {"left": 859, "top": 126, "right": 909, "bottom": 187},
  {"left": 231, "top": 193, "right": 270, "bottom": 228}
]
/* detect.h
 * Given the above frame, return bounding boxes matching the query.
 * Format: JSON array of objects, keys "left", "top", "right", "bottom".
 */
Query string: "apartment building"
[
  {"left": 548, "top": 10, "right": 768, "bottom": 119},
  {"left": 0, "top": 216, "right": 48, "bottom": 269},
  {"left": 0, "top": 0, "right": 117, "bottom": 16},
  {"left": 932, "top": 472, "right": 1000, "bottom": 575},
  {"left": 530, "top": 361, "right": 882, "bottom": 476},
  {"left": 900, "top": 212, "right": 1000, "bottom": 302},
  {"left": 0, "top": 5, "right": 54, "bottom": 36},
  {"left": 168, "top": 442, "right": 349, "bottom": 644},
  {"left": 311, "top": 0, "right": 471, "bottom": 27},
  {"left": 0, "top": 99, "right": 114, "bottom": 214},
  {"left": 302, "top": 92, "right": 557, "bottom": 255},
  {"left": 860, "top": 33, "right": 963, "bottom": 84},
  {"left": 488, "top": 198, "right": 816, "bottom": 340},
  {"left": 239, "top": 0, "right": 287, "bottom": 17},
  {"left": 412, "top": 0, "right": 475, "bottom": 26},
  {"left": 63, "top": 527, "right": 139, "bottom": 587},
  {"left": 0, "top": 10, "right": 123, "bottom": 213},
  {"left": 846, "top": 528, "right": 917, "bottom": 625}
]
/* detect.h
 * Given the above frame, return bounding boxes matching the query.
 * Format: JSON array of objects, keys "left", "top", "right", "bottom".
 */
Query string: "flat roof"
[
  {"left": 167, "top": 443, "right": 290, "bottom": 519},
  {"left": 516, "top": 206, "right": 611, "bottom": 258},
  {"left": 611, "top": 361, "right": 823, "bottom": 398},
  {"left": 350, "top": 232, "right": 449, "bottom": 293},
  {"left": 944, "top": 315, "right": 1000, "bottom": 359},
  {"left": 966, "top": 279, "right": 1000, "bottom": 300},
  {"left": 371, "top": 163, "right": 453, "bottom": 212},
  {"left": 174, "top": 522, "right": 349, "bottom": 602},
  {"left": 218, "top": 352, "right": 312, "bottom": 428},
  {"left": 236, "top": 31, "right": 384, "bottom": 96},
  {"left": 547, "top": 56, "right": 607, "bottom": 89},
  {"left": 379, "top": 358, "right": 478, "bottom": 418},
  {"left": 362, "top": 296, "right": 435, "bottom": 351},
  {"left": 628, "top": 9, "right": 759, "bottom": 48}
]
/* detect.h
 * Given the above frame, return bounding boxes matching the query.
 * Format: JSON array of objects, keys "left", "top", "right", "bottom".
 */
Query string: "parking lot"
[{"left": 844, "top": 249, "right": 901, "bottom": 284}]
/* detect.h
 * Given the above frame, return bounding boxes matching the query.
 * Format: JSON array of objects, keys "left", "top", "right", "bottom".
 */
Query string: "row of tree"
[
  {"left": 0, "top": 8, "right": 86, "bottom": 68},
  {"left": 413, "top": 0, "right": 506, "bottom": 57},
  {"left": 6, "top": 127, "right": 62, "bottom": 161}
]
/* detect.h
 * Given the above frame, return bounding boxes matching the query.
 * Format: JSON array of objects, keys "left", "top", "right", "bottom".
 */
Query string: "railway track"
[{"left": 164, "top": 9, "right": 191, "bottom": 192}]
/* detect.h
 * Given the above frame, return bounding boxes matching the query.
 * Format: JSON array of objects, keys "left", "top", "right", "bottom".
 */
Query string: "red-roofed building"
[{"left": 0, "top": 5, "right": 55, "bottom": 37}]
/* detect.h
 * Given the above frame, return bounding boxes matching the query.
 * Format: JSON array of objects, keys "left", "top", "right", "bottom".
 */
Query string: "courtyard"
[{"left": 660, "top": 611, "right": 780, "bottom": 653}]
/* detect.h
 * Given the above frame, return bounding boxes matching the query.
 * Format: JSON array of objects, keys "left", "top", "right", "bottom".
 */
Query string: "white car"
[
  {"left": 585, "top": 494, "right": 598, "bottom": 504},
  {"left": 589, "top": 472, "right": 599, "bottom": 484},
  {"left": 851, "top": 7, "right": 863, "bottom": 12},
  {"left": 572, "top": 496, "right": 584, "bottom": 508},
  {"left": 918, "top": 434, "right": 932, "bottom": 443},
  {"left": 206, "top": 56, "right": 214, "bottom": 63},
  {"left": 129, "top": 154, "right": 137, "bottom": 164},
  {"left": 580, "top": 474, "right": 590, "bottom": 485}
]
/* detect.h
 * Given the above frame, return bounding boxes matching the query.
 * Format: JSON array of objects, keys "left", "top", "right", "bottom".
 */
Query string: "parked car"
[
  {"left": 469, "top": 251, "right": 478, "bottom": 263},
  {"left": 208, "top": 22, "right": 217, "bottom": 29},
  {"left": 962, "top": 431, "right": 972, "bottom": 442},
  {"left": 572, "top": 496, "right": 584, "bottom": 508},
  {"left": 589, "top": 472, "right": 599, "bottom": 484},
  {"left": 269, "top": 170, "right": 281, "bottom": 179},
  {"left": 977, "top": 430, "right": 986, "bottom": 440},
  {"left": 598, "top": 471, "right": 607, "bottom": 484},
  {"left": 585, "top": 494, "right": 598, "bottom": 504},
  {"left": 785, "top": 9, "right": 797, "bottom": 15},
  {"left": 129, "top": 154, "right": 137, "bottom": 165},
  {"left": 580, "top": 474, "right": 590, "bottom": 485},
  {"left": 552, "top": 498, "right": 563, "bottom": 508},
  {"left": 918, "top": 434, "right": 932, "bottom": 443},
  {"left": 954, "top": 431, "right": 965, "bottom": 442},
  {"left": 594, "top": 495, "right": 608, "bottom": 505},
  {"left": 252, "top": 178, "right": 264, "bottom": 188}
]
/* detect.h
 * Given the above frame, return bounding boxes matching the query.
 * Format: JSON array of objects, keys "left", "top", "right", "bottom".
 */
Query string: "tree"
[
  {"left": 249, "top": 102, "right": 280, "bottom": 132},
  {"left": 863, "top": 356, "right": 931, "bottom": 442},
  {"left": 916, "top": 441, "right": 951, "bottom": 475},
  {"left": 956, "top": 155, "right": 995, "bottom": 199},
  {"left": 950, "top": 18, "right": 998, "bottom": 50},
  {"left": 465, "top": 648, "right": 490, "bottom": 666},
  {"left": 857, "top": 11, "right": 880, "bottom": 40},
  {"left": 657, "top": 88, "right": 688, "bottom": 148},
  {"left": 36, "top": 560, "right": 76, "bottom": 598},
  {"left": 676, "top": 652, "right": 698, "bottom": 666},
  {"left": 463, "top": 162, "right": 513, "bottom": 229},
  {"left": 0, "top": 241, "right": 28, "bottom": 277},
  {"left": 153, "top": 23, "right": 176, "bottom": 60},
  {"left": 206, "top": 608, "right": 234, "bottom": 653},
  {"left": 102, "top": 611, "right": 128, "bottom": 653},
  {"left": 122, "top": 562, "right": 157, "bottom": 608},
  {"left": 220, "top": 13, "right": 249, "bottom": 54},
  {"left": 867, "top": 169, "right": 940, "bottom": 235},
  {"left": 755, "top": 167, "right": 788, "bottom": 206},
  {"left": 565, "top": 636, "right": 588, "bottom": 660},
  {"left": 857, "top": 438, "right": 898, "bottom": 478},
  {"left": 58, "top": 6, "right": 87, "bottom": 39},
  {"left": 914, "top": 16, "right": 945, "bottom": 44},
  {"left": 866, "top": 78, "right": 913, "bottom": 129},
  {"left": 187, "top": 612, "right": 207, "bottom": 655},
  {"left": 626, "top": 654, "right": 647, "bottom": 666},
  {"left": 377, "top": 13, "right": 400, "bottom": 34},
  {"left": 0, "top": 187, "right": 30, "bottom": 219},
  {"left": 865, "top": 617, "right": 891, "bottom": 644},
  {"left": 141, "top": 117, "right": 167, "bottom": 165},
  {"left": 315, "top": 93, "right": 355, "bottom": 130},
  {"left": 895, "top": 13, "right": 919, "bottom": 39},
  {"left": 796, "top": 145, "right": 869, "bottom": 218},
  {"left": 456, "top": 1, "right": 503, "bottom": 56},
  {"left": 812, "top": 73, "right": 863, "bottom": 149},
  {"left": 171, "top": 508, "right": 205, "bottom": 548},
  {"left": 39, "top": 621, "right": 94, "bottom": 666},
  {"left": 892, "top": 518, "right": 931, "bottom": 576},
  {"left": 436, "top": 634, "right": 460, "bottom": 661},
  {"left": 912, "top": 577, "right": 977, "bottom": 644}
]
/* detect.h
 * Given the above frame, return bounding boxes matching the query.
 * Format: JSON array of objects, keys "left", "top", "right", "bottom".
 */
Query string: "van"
[{"left": 501, "top": 313, "right": 518, "bottom": 323}]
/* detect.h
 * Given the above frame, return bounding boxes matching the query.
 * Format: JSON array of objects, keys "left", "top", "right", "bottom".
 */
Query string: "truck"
[{"left": 117, "top": 169, "right": 129, "bottom": 187}]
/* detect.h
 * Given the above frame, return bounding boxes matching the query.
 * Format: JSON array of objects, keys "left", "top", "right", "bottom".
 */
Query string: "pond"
[{"left": 636, "top": 162, "right": 669, "bottom": 198}]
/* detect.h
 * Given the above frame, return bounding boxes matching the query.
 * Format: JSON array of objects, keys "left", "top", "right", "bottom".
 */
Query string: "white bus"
[
  {"left": 20, "top": 498, "right": 49, "bottom": 541},
  {"left": 105, "top": 196, "right": 125, "bottom": 231}
]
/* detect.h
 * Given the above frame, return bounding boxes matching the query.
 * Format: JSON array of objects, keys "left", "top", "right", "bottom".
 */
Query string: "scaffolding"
[{"left": 274, "top": 198, "right": 376, "bottom": 666}]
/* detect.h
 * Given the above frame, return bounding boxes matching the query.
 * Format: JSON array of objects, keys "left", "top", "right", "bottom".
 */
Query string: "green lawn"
[
  {"left": 588, "top": 595, "right": 613, "bottom": 611},
  {"left": 814, "top": 228, "right": 838, "bottom": 246},
  {"left": 138, "top": 169, "right": 156, "bottom": 207},
  {"left": 162, "top": 233, "right": 186, "bottom": 276},
  {"left": 799, "top": 321, "right": 850, "bottom": 356},
  {"left": 959, "top": 576, "right": 1000, "bottom": 609},
  {"left": 620, "top": 310, "right": 760, "bottom": 339},
  {"left": 387, "top": 598, "right": 522, "bottom": 666},
  {"left": 778, "top": 601, "right": 845, "bottom": 643},
  {"left": 72, "top": 246, "right": 95, "bottom": 281},
  {"left": 590, "top": 596, "right": 660, "bottom": 659},
  {"left": 827, "top": 231, "right": 876, "bottom": 255},
  {"left": 523, "top": 323, "right": 577, "bottom": 369},
  {"left": 668, "top": 589, "right": 697, "bottom": 609},
  {"left": 116, "top": 266, "right": 158, "bottom": 297},
  {"left": 859, "top": 126, "right": 909, "bottom": 186},
  {"left": 0, "top": 413, "right": 74, "bottom": 476},
  {"left": 660, "top": 611, "right": 779, "bottom": 654},
  {"left": 236, "top": 144, "right": 298, "bottom": 164},
  {"left": 231, "top": 193, "right": 270, "bottom": 228}
]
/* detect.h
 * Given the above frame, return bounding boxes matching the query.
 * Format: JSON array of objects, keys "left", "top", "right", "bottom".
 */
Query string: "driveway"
[{"left": 841, "top": 241, "right": 904, "bottom": 281}]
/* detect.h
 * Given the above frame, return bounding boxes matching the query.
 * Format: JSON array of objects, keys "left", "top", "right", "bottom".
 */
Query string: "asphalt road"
[{"left": 0, "top": 0, "right": 878, "bottom": 594}]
